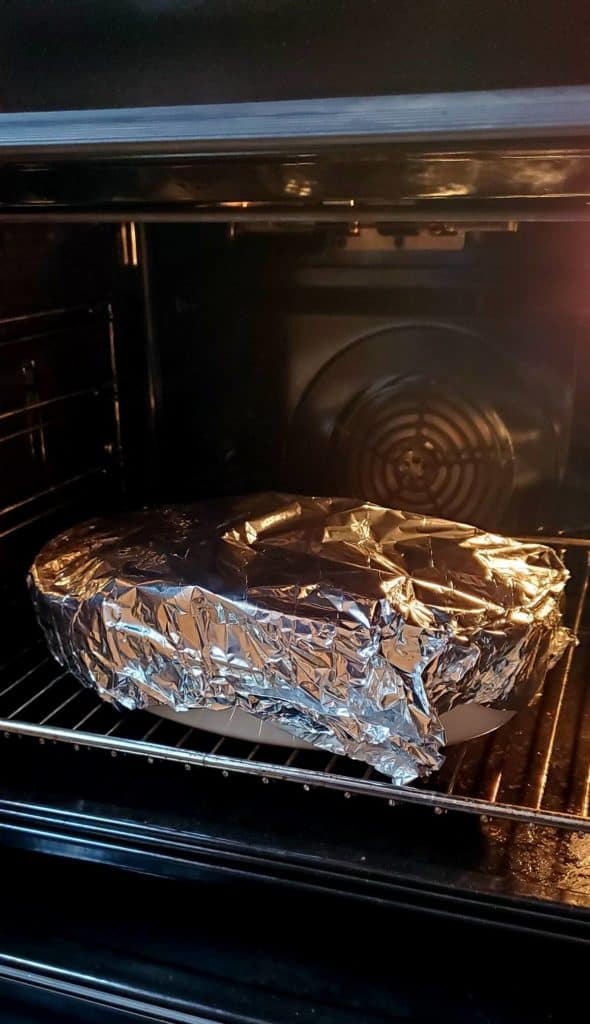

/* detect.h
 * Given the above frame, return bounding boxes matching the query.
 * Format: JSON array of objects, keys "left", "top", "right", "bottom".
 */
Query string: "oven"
[
  {"left": 3, "top": 217, "right": 590, "bottom": 817},
  {"left": 2, "top": 6, "right": 590, "bottom": 1022}
]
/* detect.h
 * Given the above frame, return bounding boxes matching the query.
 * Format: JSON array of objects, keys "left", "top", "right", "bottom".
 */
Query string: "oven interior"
[{"left": 2, "top": 217, "right": 590, "bottom": 834}]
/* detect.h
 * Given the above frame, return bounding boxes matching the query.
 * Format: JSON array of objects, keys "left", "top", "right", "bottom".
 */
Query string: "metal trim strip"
[{"left": 1, "top": 86, "right": 590, "bottom": 156}]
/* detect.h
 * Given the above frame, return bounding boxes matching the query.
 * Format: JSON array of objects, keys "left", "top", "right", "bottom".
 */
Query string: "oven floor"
[{"left": 1, "top": 540, "right": 589, "bottom": 834}]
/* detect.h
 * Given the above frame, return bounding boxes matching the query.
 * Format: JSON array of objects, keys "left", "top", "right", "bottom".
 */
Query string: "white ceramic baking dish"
[{"left": 153, "top": 702, "right": 515, "bottom": 750}]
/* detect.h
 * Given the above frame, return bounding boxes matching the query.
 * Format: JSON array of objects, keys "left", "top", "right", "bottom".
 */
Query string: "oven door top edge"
[
  {"left": 1, "top": 86, "right": 590, "bottom": 159},
  {"left": 3, "top": 89, "right": 590, "bottom": 218}
]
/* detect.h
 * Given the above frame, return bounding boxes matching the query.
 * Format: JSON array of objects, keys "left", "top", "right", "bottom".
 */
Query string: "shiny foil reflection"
[{"left": 30, "top": 494, "right": 571, "bottom": 784}]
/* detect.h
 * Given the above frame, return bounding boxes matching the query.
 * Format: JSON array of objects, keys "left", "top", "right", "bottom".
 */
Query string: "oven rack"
[{"left": 1, "top": 537, "right": 589, "bottom": 832}]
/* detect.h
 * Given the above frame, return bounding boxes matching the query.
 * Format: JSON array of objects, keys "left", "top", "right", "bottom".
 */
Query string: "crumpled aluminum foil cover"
[{"left": 29, "top": 494, "right": 572, "bottom": 783}]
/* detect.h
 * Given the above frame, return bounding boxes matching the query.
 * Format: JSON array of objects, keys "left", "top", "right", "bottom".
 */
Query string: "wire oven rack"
[{"left": 1, "top": 538, "right": 589, "bottom": 833}]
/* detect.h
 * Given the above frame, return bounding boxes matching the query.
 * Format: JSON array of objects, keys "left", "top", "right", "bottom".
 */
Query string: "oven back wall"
[{"left": 147, "top": 221, "right": 588, "bottom": 534}]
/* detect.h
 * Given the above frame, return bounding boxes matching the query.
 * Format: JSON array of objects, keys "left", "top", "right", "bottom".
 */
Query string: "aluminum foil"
[{"left": 29, "top": 494, "right": 572, "bottom": 783}]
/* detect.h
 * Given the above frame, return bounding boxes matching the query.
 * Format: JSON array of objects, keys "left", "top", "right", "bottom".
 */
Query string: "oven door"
[{"left": 0, "top": 837, "right": 587, "bottom": 1024}]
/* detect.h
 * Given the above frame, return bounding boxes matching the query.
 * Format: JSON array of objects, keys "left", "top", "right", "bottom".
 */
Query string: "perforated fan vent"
[
  {"left": 285, "top": 323, "right": 559, "bottom": 529},
  {"left": 334, "top": 375, "right": 514, "bottom": 523}
]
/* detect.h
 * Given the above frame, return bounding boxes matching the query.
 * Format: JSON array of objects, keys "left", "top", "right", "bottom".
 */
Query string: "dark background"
[{"left": 2, "top": 0, "right": 590, "bottom": 113}]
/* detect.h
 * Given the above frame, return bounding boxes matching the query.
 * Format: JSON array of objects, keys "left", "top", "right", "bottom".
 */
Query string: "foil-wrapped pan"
[{"left": 29, "top": 494, "right": 572, "bottom": 783}]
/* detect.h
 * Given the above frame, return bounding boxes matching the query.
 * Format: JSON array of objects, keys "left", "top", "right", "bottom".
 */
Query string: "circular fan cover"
[
  {"left": 335, "top": 375, "right": 513, "bottom": 524},
  {"left": 286, "top": 324, "right": 556, "bottom": 528}
]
